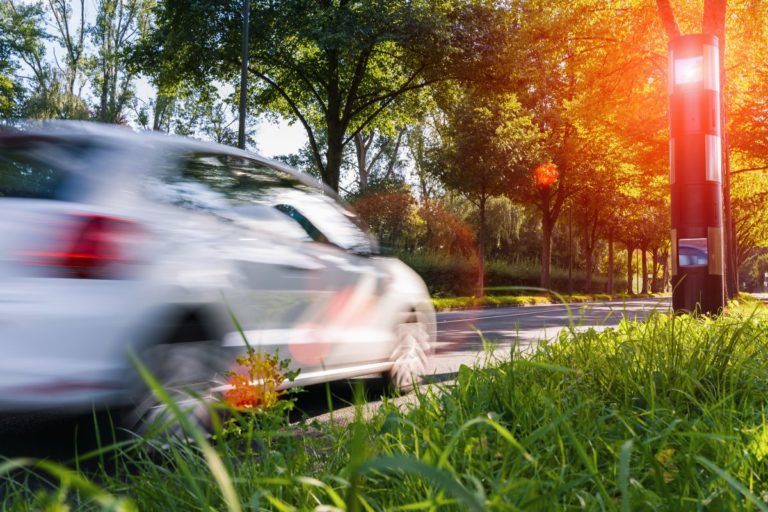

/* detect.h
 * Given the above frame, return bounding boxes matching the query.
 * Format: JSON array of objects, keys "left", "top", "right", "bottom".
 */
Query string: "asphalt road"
[{"left": 427, "top": 297, "right": 671, "bottom": 377}]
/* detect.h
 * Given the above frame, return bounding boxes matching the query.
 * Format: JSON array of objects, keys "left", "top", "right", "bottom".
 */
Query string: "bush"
[{"left": 398, "top": 252, "right": 627, "bottom": 296}]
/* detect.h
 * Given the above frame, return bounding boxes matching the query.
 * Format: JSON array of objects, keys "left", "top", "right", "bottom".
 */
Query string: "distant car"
[
  {"left": 0, "top": 122, "right": 435, "bottom": 432},
  {"left": 678, "top": 240, "right": 708, "bottom": 268}
]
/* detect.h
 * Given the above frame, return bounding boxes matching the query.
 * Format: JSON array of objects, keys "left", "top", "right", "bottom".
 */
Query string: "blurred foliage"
[{"left": 399, "top": 251, "right": 626, "bottom": 298}]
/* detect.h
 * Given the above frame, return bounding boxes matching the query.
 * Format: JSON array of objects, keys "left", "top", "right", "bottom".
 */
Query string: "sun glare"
[{"left": 674, "top": 56, "right": 703, "bottom": 85}]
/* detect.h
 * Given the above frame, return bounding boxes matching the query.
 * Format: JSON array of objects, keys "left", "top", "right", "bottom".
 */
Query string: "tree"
[
  {"left": 503, "top": 0, "right": 635, "bottom": 289},
  {"left": 435, "top": 89, "right": 541, "bottom": 295},
  {"left": 351, "top": 129, "right": 405, "bottom": 194},
  {"left": 417, "top": 198, "right": 476, "bottom": 258},
  {"left": 4, "top": 0, "right": 90, "bottom": 119},
  {"left": 0, "top": 1, "right": 47, "bottom": 117},
  {"left": 406, "top": 119, "right": 442, "bottom": 204},
  {"left": 133, "top": 91, "right": 175, "bottom": 131},
  {"left": 138, "top": 0, "right": 481, "bottom": 192},
  {"left": 572, "top": 176, "right": 612, "bottom": 294},
  {"left": 0, "top": 3, "right": 29, "bottom": 117},
  {"left": 47, "top": 0, "right": 88, "bottom": 99},
  {"left": 92, "top": 0, "right": 153, "bottom": 123}
]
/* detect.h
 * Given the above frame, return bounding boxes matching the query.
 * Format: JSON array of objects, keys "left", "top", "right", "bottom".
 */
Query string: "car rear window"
[{"left": 0, "top": 137, "right": 87, "bottom": 200}]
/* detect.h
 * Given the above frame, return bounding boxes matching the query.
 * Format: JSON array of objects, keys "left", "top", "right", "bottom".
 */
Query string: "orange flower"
[
  {"left": 533, "top": 163, "right": 559, "bottom": 189},
  {"left": 224, "top": 351, "right": 285, "bottom": 410}
]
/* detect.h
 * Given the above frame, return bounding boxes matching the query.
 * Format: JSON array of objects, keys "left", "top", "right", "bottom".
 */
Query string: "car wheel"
[
  {"left": 123, "top": 340, "right": 220, "bottom": 439},
  {"left": 386, "top": 311, "right": 433, "bottom": 393}
]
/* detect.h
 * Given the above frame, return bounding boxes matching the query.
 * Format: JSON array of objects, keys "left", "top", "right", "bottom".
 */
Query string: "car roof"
[{"left": 0, "top": 120, "right": 330, "bottom": 196}]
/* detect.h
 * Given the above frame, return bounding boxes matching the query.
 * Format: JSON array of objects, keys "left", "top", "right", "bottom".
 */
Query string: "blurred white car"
[{"left": 0, "top": 122, "right": 435, "bottom": 430}]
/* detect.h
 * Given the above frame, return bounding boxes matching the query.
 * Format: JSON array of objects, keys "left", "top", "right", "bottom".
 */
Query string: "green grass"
[
  {"left": 3, "top": 299, "right": 768, "bottom": 510},
  {"left": 432, "top": 291, "right": 667, "bottom": 311},
  {"left": 432, "top": 294, "right": 552, "bottom": 310}
]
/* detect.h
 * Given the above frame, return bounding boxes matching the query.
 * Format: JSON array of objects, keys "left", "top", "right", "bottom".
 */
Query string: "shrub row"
[{"left": 398, "top": 252, "right": 627, "bottom": 297}]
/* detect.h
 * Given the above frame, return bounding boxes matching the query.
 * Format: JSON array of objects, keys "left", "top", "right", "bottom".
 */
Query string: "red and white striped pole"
[{"left": 668, "top": 34, "right": 725, "bottom": 314}]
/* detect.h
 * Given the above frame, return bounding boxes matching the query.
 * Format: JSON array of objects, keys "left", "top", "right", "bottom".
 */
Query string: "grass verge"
[
  {"left": 2, "top": 299, "right": 768, "bottom": 510},
  {"left": 433, "top": 291, "right": 668, "bottom": 311}
]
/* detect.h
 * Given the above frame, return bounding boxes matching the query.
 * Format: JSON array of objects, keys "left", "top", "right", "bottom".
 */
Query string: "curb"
[{"left": 434, "top": 295, "right": 670, "bottom": 313}]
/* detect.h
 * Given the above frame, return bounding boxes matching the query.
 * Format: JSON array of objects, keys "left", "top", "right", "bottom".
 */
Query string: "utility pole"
[
  {"left": 568, "top": 205, "right": 573, "bottom": 295},
  {"left": 237, "top": 0, "right": 250, "bottom": 150}
]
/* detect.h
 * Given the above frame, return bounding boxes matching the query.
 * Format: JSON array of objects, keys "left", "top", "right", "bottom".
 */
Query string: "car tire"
[
  {"left": 386, "top": 310, "right": 433, "bottom": 393},
  {"left": 122, "top": 339, "right": 221, "bottom": 439}
]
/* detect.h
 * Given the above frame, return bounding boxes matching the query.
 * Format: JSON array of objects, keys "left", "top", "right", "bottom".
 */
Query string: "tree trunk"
[
  {"left": 99, "top": 63, "right": 109, "bottom": 122},
  {"left": 585, "top": 247, "right": 594, "bottom": 295},
  {"left": 641, "top": 246, "right": 649, "bottom": 294},
  {"left": 323, "top": 52, "right": 343, "bottom": 192},
  {"left": 324, "top": 142, "right": 343, "bottom": 192},
  {"left": 703, "top": 0, "right": 736, "bottom": 299},
  {"left": 538, "top": 177, "right": 565, "bottom": 291},
  {"left": 607, "top": 234, "right": 614, "bottom": 294},
  {"left": 655, "top": 0, "right": 682, "bottom": 38},
  {"left": 477, "top": 195, "right": 487, "bottom": 297},
  {"left": 541, "top": 214, "right": 553, "bottom": 289},
  {"left": 383, "top": 131, "right": 403, "bottom": 180},
  {"left": 626, "top": 243, "right": 634, "bottom": 294},
  {"left": 651, "top": 249, "right": 660, "bottom": 292},
  {"left": 353, "top": 133, "right": 369, "bottom": 192},
  {"left": 152, "top": 94, "right": 173, "bottom": 132},
  {"left": 568, "top": 207, "right": 573, "bottom": 294},
  {"left": 661, "top": 249, "right": 670, "bottom": 291}
]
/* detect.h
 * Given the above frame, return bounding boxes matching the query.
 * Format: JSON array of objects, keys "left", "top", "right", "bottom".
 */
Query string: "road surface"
[{"left": 428, "top": 297, "right": 671, "bottom": 377}]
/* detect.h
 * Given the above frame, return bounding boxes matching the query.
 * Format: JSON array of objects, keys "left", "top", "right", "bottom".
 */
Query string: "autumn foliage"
[
  {"left": 417, "top": 203, "right": 477, "bottom": 258},
  {"left": 224, "top": 351, "right": 286, "bottom": 411},
  {"left": 533, "top": 163, "right": 559, "bottom": 190},
  {"left": 351, "top": 190, "right": 417, "bottom": 249}
]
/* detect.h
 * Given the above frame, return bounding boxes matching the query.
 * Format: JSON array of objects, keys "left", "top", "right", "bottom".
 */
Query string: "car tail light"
[{"left": 18, "top": 213, "right": 143, "bottom": 279}]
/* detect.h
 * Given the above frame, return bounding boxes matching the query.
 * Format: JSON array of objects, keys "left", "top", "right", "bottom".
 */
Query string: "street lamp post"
[
  {"left": 668, "top": 34, "right": 725, "bottom": 314},
  {"left": 238, "top": 0, "right": 250, "bottom": 150}
]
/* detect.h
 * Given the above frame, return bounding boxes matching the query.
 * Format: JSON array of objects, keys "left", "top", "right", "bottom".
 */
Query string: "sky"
[
  {"left": 255, "top": 118, "right": 308, "bottom": 157},
  {"left": 137, "top": 77, "right": 308, "bottom": 157}
]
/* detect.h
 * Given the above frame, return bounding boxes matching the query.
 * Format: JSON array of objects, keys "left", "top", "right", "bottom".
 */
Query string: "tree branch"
[
  {"left": 732, "top": 166, "right": 768, "bottom": 175},
  {"left": 249, "top": 67, "right": 325, "bottom": 175},
  {"left": 340, "top": 46, "right": 373, "bottom": 127},
  {"left": 343, "top": 76, "right": 441, "bottom": 146},
  {"left": 348, "top": 64, "right": 428, "bottom": 116},
  {"left": 655, "top": 0, "right": 681, "bottom": 39}
]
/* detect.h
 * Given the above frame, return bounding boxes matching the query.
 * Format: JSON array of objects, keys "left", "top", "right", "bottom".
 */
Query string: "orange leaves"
[
  {"left": 533, "top": 163, "right": 559, "bottom": 189},
  {"left": 224, "top": 351, "right": 285, "bottom": 411}
]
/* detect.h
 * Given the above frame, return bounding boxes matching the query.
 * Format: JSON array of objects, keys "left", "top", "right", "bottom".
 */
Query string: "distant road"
[{"left": 428, "top": 297, "right": 671, "bottom": 376}]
